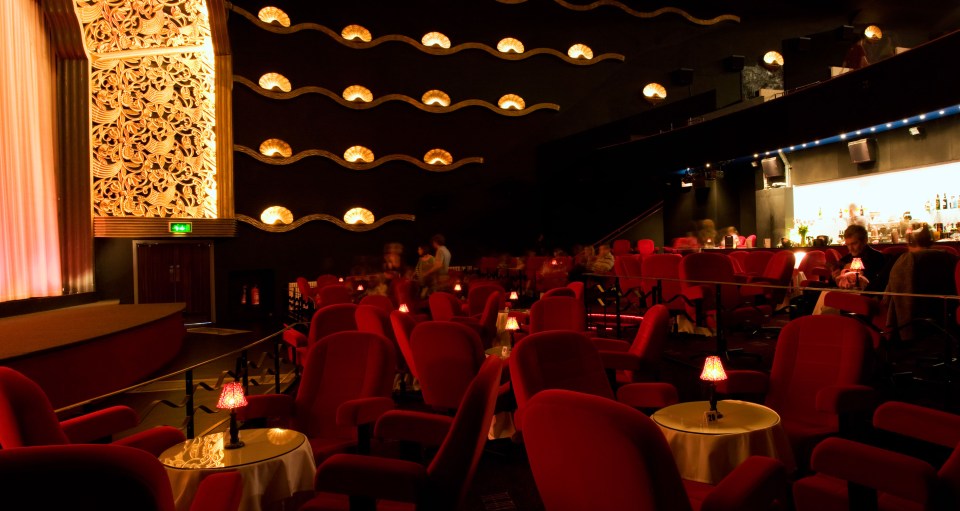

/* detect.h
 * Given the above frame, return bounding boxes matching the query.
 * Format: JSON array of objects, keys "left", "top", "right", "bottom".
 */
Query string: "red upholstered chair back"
[
  {"left": 529, "top": 296, "right": 585, "bottom": 333},
  {"left": 297, "top": 277, "right": 317, "bottom": 302},
  {"left": 358, "top": 294, "right": 394, "bottom": 312},
  {"left": 428, "top": 291, "right": 464, "bottom": 321},
  {"left": 317, "top": 284, "right": 353, "bottom": 307},
  {"left": 426, "top": 357, "right": 502, "bottom": 509},
  {"left": 523, "top": 390, "right": 693, "bottom": 511},
  {"left": 825, "top": 248, "right": 842, "bottom": 269},
  {"left": 542, "top": 287, "right": 575, "bottom": 298},
  {"left": 355, "top": 306, "right": 400, "bottom": 370},
  {"left": 566, "top": 281, "right": 584, "bottom": 301},
  {"left": 525, "top": 256, "right": 549, "bottom": 284},
  {"left": 932, "top": 244, "right": 960, "bottom": 256},
  {"left": 0, "top": 367, "right": 70, "bottom": 448},
  {"left": 478, "top": 291, "right": 503, "bottom": 333},
  {"left": 614, "top": 254, "right": 644, "bottom": 294},
  {"left": 743, "top": 251, "right": 774, "bottom": 275},
  {"left": 678, "top": 252, "right": 742, "bottom": 314},
  {"left": 728, "top": 251, "right": 749, "bottom": 273},
  {"left": 306, "top": 303, "right": 358, "bottom": 345},
  {"left": 798, "top": 250, "right": 826, "bottom": 274},
  {"left": 389, "top": 310, "right": 419, "bottom": 378},
  {"left": 767, "top": 315, "right": 871, "bottom": 430},
  {"left": 409, "top": 321, "right": 484, "bottom": 410},
  {"left": 761, "top": 250, "right": 797, "bottom": 304},
  {"left": 295, "top": 332, "right": 395, "bottom": 440},
  {"left": 637, "top": 239, "right": 656, "bottom": 256},
  {"left": 316, "top": 274, "right": 340, "bottom": 289},
  {"left": 629, "top": 305, "right": 670, "bottom": 364},
  {"left": 612, "top": 239, "right": 632, "bottom": 256},
  {"left": 509, "top": 331, "right": 614, "bottom": 428},
  {"left": 640, "top": 254, "right": 684, "bottom": 312},
  {"left": 466, "top": 282, "right": 505, "bottom": 316},
  {"left": 392, "top": 278, "right": 418, "bottom": 311}
]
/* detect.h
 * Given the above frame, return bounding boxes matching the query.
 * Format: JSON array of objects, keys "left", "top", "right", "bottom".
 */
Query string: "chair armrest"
[
  {"left": 112, "top": 426, "right": 186, "bottom": 457},
  {"left": 190, "top": 471, "right": 243, "bottom": 511},
  {"left": 809, "top": 437, "right": 938, "bottom": 503},
  {"left": 873, "top": 401, "right": 960, "bottom": 448},
  {"left": 701, "top": 456, "right": 787, "bottom": 511},
  {"left": 683, "top": 285, "right": 708, "bottom": 302},
  {"left": 616, "top": 383, "right": 678, "bottom": 409},
  {"left": 598, "top": 351, "right": 644, "bottom": 371},
  {"left": 715, "top": 370, "right": 769, "bottom": 395},
  {"left": 314, "top": 453, "right": 427, "bottom": 503},
  {"left": 336, "top": 397, "right": 394, "bottom": 428},
  {"left": 374, "top": 410, "right": 453, "bottom": 447},
  {"left": 236, "top": 394, "right": 295, "bottom": 422},
  {"left": 591, "top": 338, "right": 630, "bottom": 352},
  {"left": 282, "top": 328, "right": 307, "bottom": 348},
  {"left": 815, "top": 385, "right": 877, "bottom": 415},
  {"left": 61, "top": 406, "right": 139, "bottom": 443},
  {"left": 823, "top": 291, "right": 879, "bottom": 316}
]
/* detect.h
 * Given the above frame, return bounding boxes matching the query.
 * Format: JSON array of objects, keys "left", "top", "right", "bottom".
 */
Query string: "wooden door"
[{"left": 135, "top": 241, "right": 214, "bottom": 324}]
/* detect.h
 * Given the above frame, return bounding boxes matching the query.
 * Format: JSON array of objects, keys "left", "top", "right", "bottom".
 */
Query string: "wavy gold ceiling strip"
[
  {"left": 496, "top": 0, "right": 740, "bottom": 25},
  {"left": 229, "top": 4, "right": 624, "bottom": 64},
  {"left": 235, "top": 145, "right": 484, "bottom": 172},
  {"left": 234, "top": 76, "right": 560, "bottom": 116},
  {"left": 237, "top": 213, "right": 415, "bottom": 233}
]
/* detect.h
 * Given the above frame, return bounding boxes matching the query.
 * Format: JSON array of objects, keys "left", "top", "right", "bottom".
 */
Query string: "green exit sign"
[{"left": 169, "top": 222, "right": 193, "bottom": 234}]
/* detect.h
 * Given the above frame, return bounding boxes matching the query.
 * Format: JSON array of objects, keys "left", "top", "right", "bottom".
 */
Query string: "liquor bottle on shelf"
[
  {"left": 925, "top": 199, "right": 932, "bottom": 213},
  {"left": 859, "top": 205, "right": 864, "bottom": 216},
  {"left": 936, "top": 194, "right": 941, "bottom": 210},
  {"left": 943, "top": 192, "right": 948, "bottom": 210}
]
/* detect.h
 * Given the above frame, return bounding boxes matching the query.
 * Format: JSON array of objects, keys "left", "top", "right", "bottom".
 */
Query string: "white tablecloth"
[
  {"left": 651, "top": 400, "right": 795, "bottom": 484},
  {"left": 160, "top": 428, "right": 316, "bottom": 511}
]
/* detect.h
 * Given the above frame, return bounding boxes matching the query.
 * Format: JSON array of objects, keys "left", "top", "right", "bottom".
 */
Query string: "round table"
[
  {"left": 651, "top": 400, "right": 795, "bottom": 484},
  {"left": 159, "top": 428, "right": 316, "bottom": 511}
]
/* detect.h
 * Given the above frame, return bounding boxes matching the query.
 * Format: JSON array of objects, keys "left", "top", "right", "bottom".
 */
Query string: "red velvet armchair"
[
  {"left": 283, "top": 303, "right": 358, "bottom": 366},
  {"left": 358, "top": 294, "right": 395, "bottom": 312},
  {"left": 528, "top": 296, "right": 586, "bottom": 333},
  {"left": 408, "top": 321, "right": 487, "bottom": 412},
  {"left": 0, "top": 367, "right": 185, "bottom": 457},
  {"left": 427, "top": 291, "right": 464, "bottom": 321},
  {"left": 524, "top": 389, "right": 788, "bottom": 511},
  {"left": 238, "top": 331, "right": 396, "bottom": 462},
  {"left": 464, "top": 282, "right": 504, "bottom": 317},
  {"left": 592, "top": 304, "right": 671, "bottom": 384}
]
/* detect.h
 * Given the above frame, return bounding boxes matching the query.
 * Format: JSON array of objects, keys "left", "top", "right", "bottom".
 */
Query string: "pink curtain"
[{"left": 0, "top": 0, "right": 62, "bottom": 302}]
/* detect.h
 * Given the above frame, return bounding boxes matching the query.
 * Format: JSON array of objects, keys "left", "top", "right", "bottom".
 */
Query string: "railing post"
[
  {"left": 185, "top": 369, "right": 195, "bottom": 439},
  {"left": 715, "top": 285, "right": 727, "bottom": 356},
  {"left": 274, "top": 336, "right": 282, "bottom": 394},
  {"left": 239, "top": 350, "right": 249, "bottom": 390}
]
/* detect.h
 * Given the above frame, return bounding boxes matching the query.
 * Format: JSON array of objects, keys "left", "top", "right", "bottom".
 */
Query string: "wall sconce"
[
  {"left": 422, "top": 31, "right": 451, "bottom": 49},
  {"left": 259, "top": 138, "right": 292, "bottom": 158},
  {"left": 344, "top": 207, "right": 375, "bottom": 225},
  {"left": 864, "top": 25, "right": 883, "bottom": 41},
  {"left": 421, "top": 89, "right": 451, "bottom": 107},
  {"left": 260, "top": 206, "right": 293, "bottom": 225},
  {"left": 498, "top": 94, "right": 526, "bottom": 110},
  {"left": 700, "top": 355, "right": 727, "bottom": 418},
  {"left": 423, "top": 149, "right": 453, "bottom": 165},
  {"left": 216, "top": 381, "right": 248, "bottom": 449},
  {"left": 497, "top": 37, "right": 525, "bottom": 54},
  {"left": 258, "top": 72, "right": 291, "bottom": 92},
  {"left": 642, "top": 82, "right": 667, "bottom": 104},
  {"left": 343, "top": 85, "right": 373, "bottom": 102},
  {"left": 341, "top": 24, "right": 372, "bottom": 42},
  {"left": 762, "top": 51, "right": 784, "bottom": 69},
  {"left": 258, "top": 6, "right": 290, "bottom": 27},
  {"left": 909, "top": 126, "right": 925, "bottom": 137},
  {"left": 567, "top": 43, "right": 594, "bottom": 60},
  {"left": 344, "top": 145, "right": 375, "bottom": 163}
]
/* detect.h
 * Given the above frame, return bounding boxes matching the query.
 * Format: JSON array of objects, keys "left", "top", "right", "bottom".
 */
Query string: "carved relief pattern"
[{"left": 74, "top": 0, "right": 218, "bottom": 218}]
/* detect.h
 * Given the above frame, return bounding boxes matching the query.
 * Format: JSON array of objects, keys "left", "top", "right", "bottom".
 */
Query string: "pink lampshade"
[
  {"left": 338, "top": 277, "right": 344, "bottom": 282},
  {"left": 849, "top": 257, "right": 864, "bottom": 271},
  {"left": 505, "top": 317, "right": 520, "bottom": 331},
  {"left": 357, "top": 284, "right": 364, "bottom": 291},
  {"left": 700, "top": 356, "right": 728, "bottom": 382},
  {"left": 454, "top": 283, "right": 462, "bottom": 292},
  {"left": 509, "top": 291, "right": 519, "bottom": 300},
  {"left": 398, "top": 303, "right": 410, "bottom": 313},
  {"left": 217, "top": 382, "right": 248, "bottom": 410}
]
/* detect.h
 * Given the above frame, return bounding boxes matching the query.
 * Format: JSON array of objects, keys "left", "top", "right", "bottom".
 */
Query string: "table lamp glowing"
[
  {"left": 700, "top": 356, "right": 728, "bottom": 417},
  {"left": 454, "top": 283, "right": 462, "bottom": 292},
  {"left": 398, "top": 303, "right": 410, "bottom": 313},
  {"left": 509, "top": 291, "right": 519, "bottom": 301},
  {"left": 356, "top": 284, "right": 364, "bottom": 292},
  {"left": 217, "top": 381, "right": 248, "bottom": 449},
  {"left": 505, "top": 317, "right": 520, "bottom": 331}
]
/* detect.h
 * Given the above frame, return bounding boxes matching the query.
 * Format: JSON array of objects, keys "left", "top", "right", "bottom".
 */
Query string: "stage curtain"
[{"left": 0, "top": 0, "right": 62, "bottom": 302}]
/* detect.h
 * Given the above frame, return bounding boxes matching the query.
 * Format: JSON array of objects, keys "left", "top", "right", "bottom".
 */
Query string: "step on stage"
[{"left": 0, "top": 301, "right": 185, "bottom": 409}]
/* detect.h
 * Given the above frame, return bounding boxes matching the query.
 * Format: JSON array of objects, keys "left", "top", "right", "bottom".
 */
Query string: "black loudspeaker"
[
  {"left": 761, "top": 157, "right": 784, "bottom": 178},
  {"left": 848, "top": 138, "right": 877, "bottom": 163},
  {"left": 723, "top": 55, "right": 745, "bottom": 71},
  {"left": 670, "top": 68, "right": 694, "bottom": 86}
]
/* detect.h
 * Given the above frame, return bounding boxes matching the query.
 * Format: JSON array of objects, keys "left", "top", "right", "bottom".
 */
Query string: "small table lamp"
[
  {"left": 700, "top": 355, "right": 728, "bottom": 418},
  {"left": 398, "top": 303, "right": 410, "bottom": 313},
  {"left": 509, "top": 291, "right": 519, "bottom": 301},
  {"left": 453, "top": 283, "right": 462, "bottom": 292},
  {"left": 849, "top": 257, "right": 864, "bottom": 286},
  {"left": 217, "top": 381, "right": 248, "bottom": 449},
  {"left": 505, "top": 316, "right": 520, "bottom": 332}
]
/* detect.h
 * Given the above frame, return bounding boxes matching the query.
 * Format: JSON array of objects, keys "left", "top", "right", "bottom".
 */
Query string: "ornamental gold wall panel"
[{"left": 73, "top": 0, "right": 218, "bottom": 219}]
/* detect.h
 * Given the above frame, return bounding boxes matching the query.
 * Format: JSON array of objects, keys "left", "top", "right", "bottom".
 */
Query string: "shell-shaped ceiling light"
[
  {"left": 344, "top": 145, "right": 375, "bottom": 163},
  {"left": 864, "top": 25, "right": 882, "bottom": 41},
  {"left": 343, "top": 85, "right": 373, "bottom": 102},
  {"left": 497, "top": 37, "right": 525, "bottom": 54},
  {"left": 341, "top": 24, "right": 372, "bottom": 42},
  {"left": 259, "top": 138, "right": 292, "bottom": 158},
  {"left": 344, "top": 207, "right": 375, "bottom": 225},
  {"left": 642, "top": 82, "right": 667, "bottom": 104},
  {"left": 258, "top": 72, "right": 291, "bottom": 92},
  {"left": 423, "top": 149, "right": 453, "bottom": 165},
  {"left": 421, "top": 32, "right": 451, "bottom": 49},
  {"left": 567, "top": 43, "right": 594, "bottom": 60},
  {"left": 260, "top": 206, "right": 293, "bottom": 225},
  {"left": 762, "top": 50, "right": 784, "bottom": 68},
  {"left": 421, "top": 90, "right": 451, "bottom": 107},
  {"left": 498, "top": 94, "right": 526, "bottom": 110},
  {"left": 257, "top": 6, "right": 290, "bottom": 27}
]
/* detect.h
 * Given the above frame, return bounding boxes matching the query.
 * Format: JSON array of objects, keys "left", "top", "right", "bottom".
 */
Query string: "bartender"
[{"left": 846, "top": 203, "right": 869, "bottom": 229}]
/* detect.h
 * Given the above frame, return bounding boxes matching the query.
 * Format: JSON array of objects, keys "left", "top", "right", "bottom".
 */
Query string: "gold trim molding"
[
  {"left": 93, "top": 217, "right": 236, "bottom": 237},
  {"left": 495, "top": 0, "right": 741, "bottom": 25},
  {"left": 236, "top": 213, "right": 415, "bottom": 233},
  {"left": 235, "top": 145, "right": 483, "bottom": 172}
]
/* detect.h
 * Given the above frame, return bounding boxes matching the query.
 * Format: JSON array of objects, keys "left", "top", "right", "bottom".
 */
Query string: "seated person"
[
  {"left": 590, "top": 244, "right": 615, "bottom": 273},
  {"left": 832, "top": 224, "right": 887, "bottom": 292},
  {"left": 885, "top": 223, "right": 957, "bottom": 340}
]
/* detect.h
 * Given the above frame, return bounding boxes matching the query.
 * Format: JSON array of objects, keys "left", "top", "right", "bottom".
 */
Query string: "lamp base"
[{"left": 224, "top": 440, "right": 245, "bottom": 450}]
